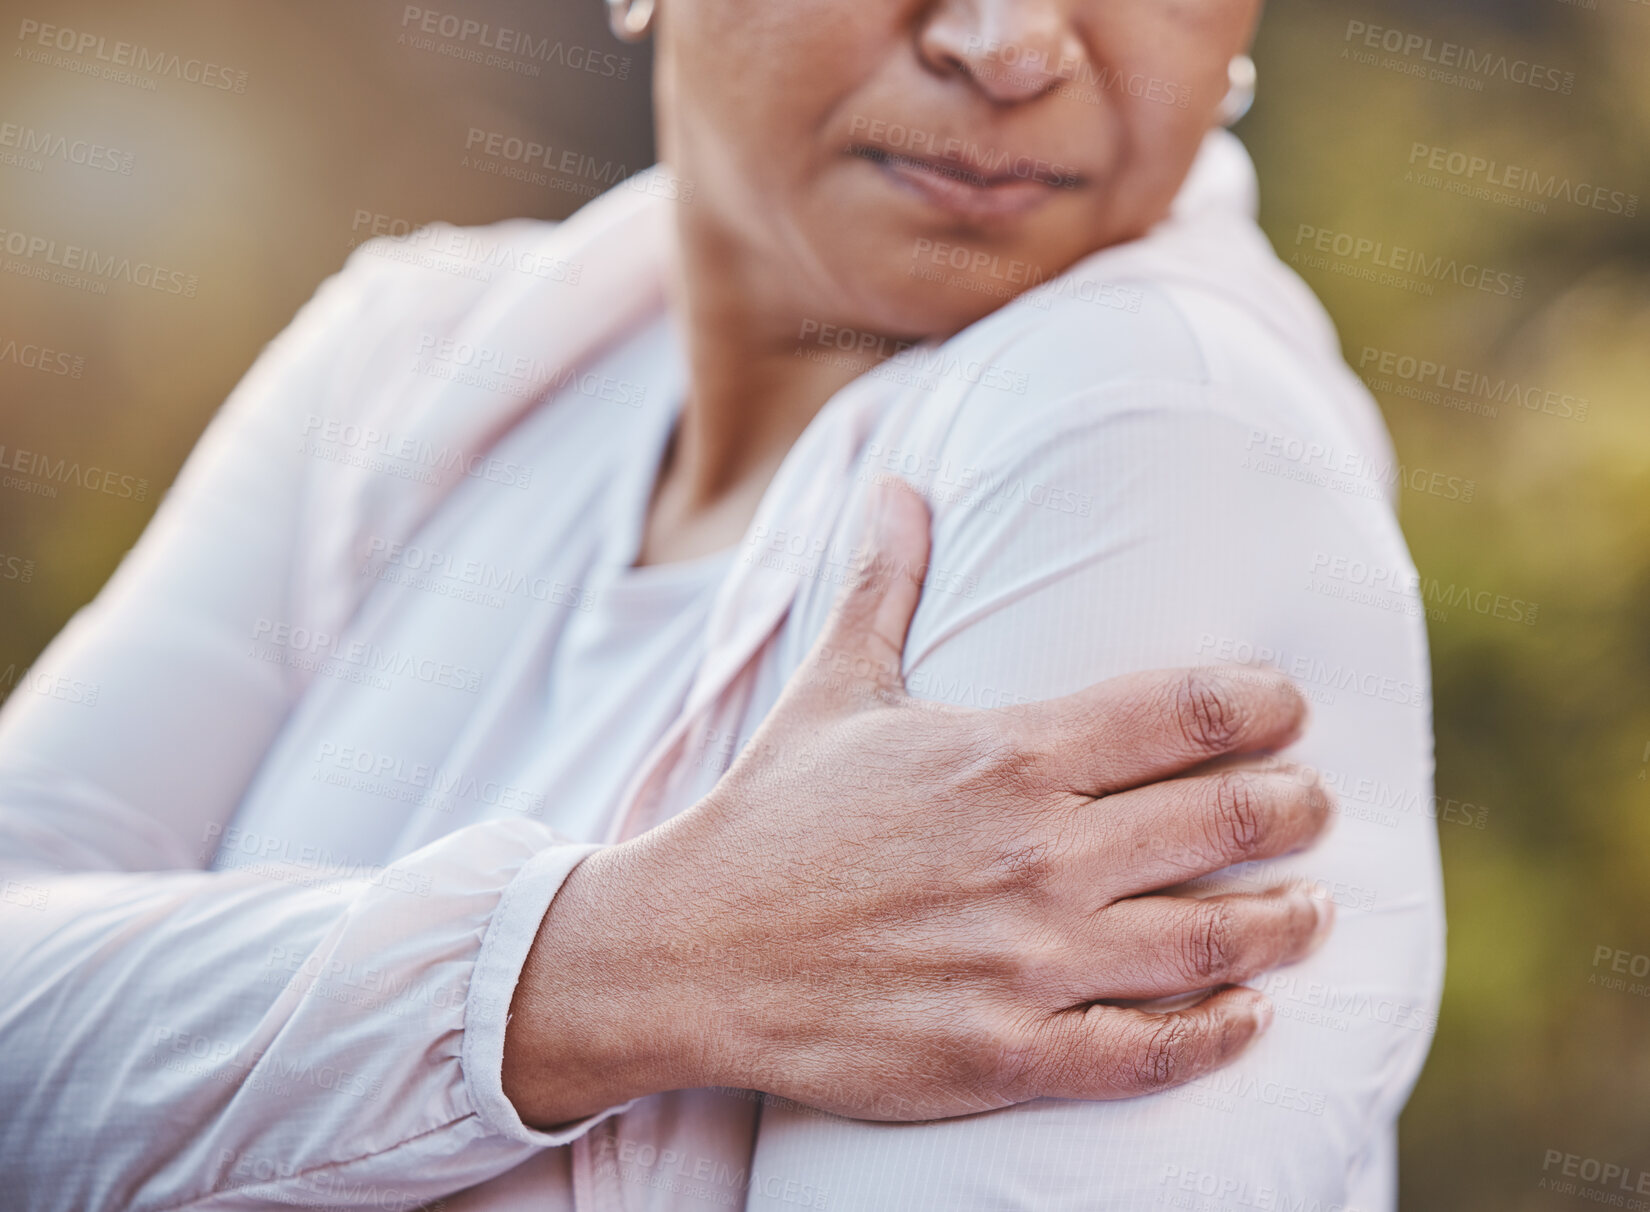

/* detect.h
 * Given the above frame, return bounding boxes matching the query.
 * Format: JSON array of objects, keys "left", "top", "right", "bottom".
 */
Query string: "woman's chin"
[{"left": 798, "top": 184, "right": 1082, "bottom": 340}]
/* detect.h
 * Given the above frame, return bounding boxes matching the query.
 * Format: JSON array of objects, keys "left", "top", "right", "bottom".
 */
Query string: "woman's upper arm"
[
  {"left": 747, "top": 389, "right": 1445, "bottom": 1209},
  {"left": 0, "top": 249, "right": 381, "bottom": 872}
]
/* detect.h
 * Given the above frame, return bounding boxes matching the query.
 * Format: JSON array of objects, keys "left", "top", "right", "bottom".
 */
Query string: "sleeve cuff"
[{"left": 461, "top": 840, "right": 638, "bottom": 1146}]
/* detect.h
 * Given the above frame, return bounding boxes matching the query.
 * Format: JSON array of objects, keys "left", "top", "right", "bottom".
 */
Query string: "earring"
[
  {"left": 1217, "top": 54, "right": 1256, "bottom": 126},
  {"left": 606, "top": 0, "right": 655, "bottom": 42}
]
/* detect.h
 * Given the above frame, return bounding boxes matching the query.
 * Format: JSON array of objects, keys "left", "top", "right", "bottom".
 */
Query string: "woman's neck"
[{"left": 634, "top": 219, "right": 889, "bottom": 566}]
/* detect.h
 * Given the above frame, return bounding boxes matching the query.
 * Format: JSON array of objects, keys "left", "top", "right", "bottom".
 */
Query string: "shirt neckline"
[{"left": 596, "top": 314, "right": 741, "bottom": 590}]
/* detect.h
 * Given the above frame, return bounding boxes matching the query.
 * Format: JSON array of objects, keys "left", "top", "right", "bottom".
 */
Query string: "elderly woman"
[{"left": 0, "top": 0, "right": 1442, "bottom": 1209}]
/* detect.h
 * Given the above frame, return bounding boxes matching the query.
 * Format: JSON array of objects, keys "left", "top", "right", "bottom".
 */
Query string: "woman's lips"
[{"left": 850, "top": 145, "right": 1080, "bottom": 221}]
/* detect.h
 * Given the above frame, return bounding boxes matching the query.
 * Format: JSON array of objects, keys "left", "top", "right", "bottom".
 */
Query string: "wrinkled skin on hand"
[{"left": 504, "top": 482, "right": 1332, "bottom": 1128}]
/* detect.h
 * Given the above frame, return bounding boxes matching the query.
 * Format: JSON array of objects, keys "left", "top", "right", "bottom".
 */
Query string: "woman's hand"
[{"left": 503, "top": 482, "right": 1333, "bottom": 1128}]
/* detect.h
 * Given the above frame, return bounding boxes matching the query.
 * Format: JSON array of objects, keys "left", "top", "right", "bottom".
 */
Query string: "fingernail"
[
  {"left": 1251, "top": 995, "right": 1274, "bottom": 1033},
  {"left": 1307, "top": 892, "right": 1335, "bottom": 947}
]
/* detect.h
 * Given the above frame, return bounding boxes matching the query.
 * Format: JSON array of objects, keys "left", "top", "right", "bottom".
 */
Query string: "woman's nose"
[{"left": 916, "top": 0, "right": 1084, "bottom": 104}]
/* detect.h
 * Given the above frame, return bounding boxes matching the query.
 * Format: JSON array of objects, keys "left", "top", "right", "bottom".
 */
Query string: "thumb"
[{"left": 803, "top": 477, "right": 932, "bottom": 707}]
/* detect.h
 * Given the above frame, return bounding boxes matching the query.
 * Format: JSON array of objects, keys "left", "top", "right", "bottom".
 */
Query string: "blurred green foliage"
[{"left": 1245, "top": 3, "right": 1650, "bottom": 1207}]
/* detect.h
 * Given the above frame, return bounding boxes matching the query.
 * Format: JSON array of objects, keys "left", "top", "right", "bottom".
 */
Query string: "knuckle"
[
  {"left": 1173, "top": 672, "right": 1245, "bottom": 755},
  {"left": 1211, "top": 772, "right": 1269, "bottom": 855},
  {"left": 851, "top": 546, "right": 894, "bottom": 599},
  {"left": 1134, "top": 1014, "right": 1194, "bottom": 1090},
  {"left": 1182, "top": 902, "right": 1238, "bottom": 984},
  {"left": 1267, "top": 766, "right": 1334, "bottom": 844}
]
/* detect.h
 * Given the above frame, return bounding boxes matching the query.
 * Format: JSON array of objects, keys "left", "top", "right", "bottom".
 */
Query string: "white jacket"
[{"left": 0, "top": 131, "right": 1443, "bottom": 1211}]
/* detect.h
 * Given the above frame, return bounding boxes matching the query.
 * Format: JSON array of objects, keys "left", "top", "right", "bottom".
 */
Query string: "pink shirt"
[{"left": 0, "top": 132, "right": 1443, "bottom": 1211}]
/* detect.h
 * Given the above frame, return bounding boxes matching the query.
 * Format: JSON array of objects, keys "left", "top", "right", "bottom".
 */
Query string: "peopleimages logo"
[
  {"left": 1242, "top": 428, "right": 1477, "bottom": 504},
  {"left": 796, "top": 319, "right": 1031, "bottom": 397},
  {"left": 15, "top": 18, "right": 249, "bottom": 93},
  {"left": 312, "top": 739, "right": 548, "bottom": 817},
  {"left": 1307, "top": 550, "right": 1540, "bottom": 627},
  {"left": 960, "top": 36, "right": 1193, "bottom": 108},
  {"left": 1358, "top": 347, "right": 1589, "bottom": 422},
  {"left": 351, "top": 211, "right": 585, "bottom": 285},
  {"left": 248, "top": 617, "right": 484, "bottom": 694},
  {"left": 298, "top": 414, "right": 534, "bottom": 490},
  {"left": 0, "top": 443, "right": 149, "bottom": 501},
  {"left": 1407, "top": 144, "right": 1637, "bottom": 219},
  {"left": 1293, "top": 224, "right": 1524, "bottom": 299},
  {"left": 399, "top": 7, "right": 631, "bottom": 79},
  {"left": 412, "top": 334, "right": 645, "bottom": 407},
  {"left": 1539, "top": 1150, "right": 1650, "bottom": 1200},
  {"left": 1342, "top": 20, "right": 1575, "bottom": 94},
  {"left": 847, "top": 116, "right": 1079, "bottom": 186},
  {"left": 1196, "top": 631, "right": 1427, "bottom": 709},
  {"left": 0, "top": 337, "right": 84, "bottom": 377},
  {"left": 0, "top": 121, "right": 134, "bottom": 173},
  {"left": 0, "top": 227, "right": 198, "bottom": 297},
  {"left": 461, "top": 128, "right": 694, "bottom": 202}
]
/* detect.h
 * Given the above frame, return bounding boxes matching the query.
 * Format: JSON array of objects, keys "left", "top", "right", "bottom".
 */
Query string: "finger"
[
  {"left": 1030, "top": 986, "right": 1273, "bottom": 1100},
  {"left": 1085, "top": 765, "right": 1333, "bottom": 898},
  {"left": 1079, "top": 888, "right": 1333, "bottom": 1001},
  {"left": 797, "top": 477, "right": 931, "bottom": 706},
  {"left": 1016, "top": 667, "right": 1309, "bottom": 796}
]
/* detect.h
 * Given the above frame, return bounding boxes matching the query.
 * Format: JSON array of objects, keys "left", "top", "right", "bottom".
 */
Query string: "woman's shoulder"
[
  {"left": 921, "top": 227, "right": 1398, "bottom": 519},
  {"left": 334, "top": 216, "right": 570, "bottom": 314},
  {"left": 262, "top": 216, "right": 571, "bottom": 421},
  {"left": 854, "top": 237, "right": 1418, "bottom": 622}
]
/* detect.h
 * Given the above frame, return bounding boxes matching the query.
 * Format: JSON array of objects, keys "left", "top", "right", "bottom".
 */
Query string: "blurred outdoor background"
[{"left": 0, "top": 0, "right": 1646, "bottom": 1207}]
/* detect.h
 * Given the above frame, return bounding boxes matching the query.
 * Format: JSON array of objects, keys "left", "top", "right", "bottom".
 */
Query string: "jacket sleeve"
[
  {"left": 745, "top": 384, "right": 1446, "bottom": 1211},
  {"left": 0, "top": 236, "right": 623, "bottom": 1211}
]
